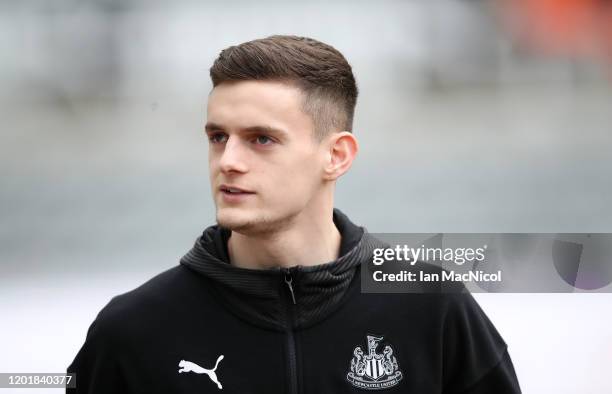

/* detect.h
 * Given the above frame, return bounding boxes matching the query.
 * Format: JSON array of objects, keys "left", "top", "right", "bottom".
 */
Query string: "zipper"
[
  {"left": 282, "top": 268, "right": 299, "bottom": 394},
  {"left": 284, "top": 270, "right": 297, "bottom": 305}
]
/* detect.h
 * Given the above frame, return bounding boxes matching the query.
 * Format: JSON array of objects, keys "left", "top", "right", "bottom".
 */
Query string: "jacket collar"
[{"left": 180, "top": 208, "right": 384, "bottom": 331}]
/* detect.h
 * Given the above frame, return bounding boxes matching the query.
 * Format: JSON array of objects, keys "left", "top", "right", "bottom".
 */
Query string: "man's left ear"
[{"left": 323, "top": 131, "right": 359, "bottom": 181}]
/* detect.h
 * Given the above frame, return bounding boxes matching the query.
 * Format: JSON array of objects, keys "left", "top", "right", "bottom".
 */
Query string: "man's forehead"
[
  {"left": 206, "top": 80, "right": 314, "bottom": 135},
  {"left": 208, "top": 80, "right": 303, "bottom": 103}
]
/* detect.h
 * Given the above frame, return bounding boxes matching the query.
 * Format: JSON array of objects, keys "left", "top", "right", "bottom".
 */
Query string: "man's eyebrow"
[
  {"left": 205, "top": 122, "right": 288, "bottom": 137},
  {"left": 243, "top": 125, "right": 288, "bottom": 138},
  {"left": 204, "top": 122, "right": 224, "bottom": 133}
]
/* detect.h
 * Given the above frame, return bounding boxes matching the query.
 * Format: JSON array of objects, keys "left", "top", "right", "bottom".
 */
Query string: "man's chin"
[
  {"left": 216, "top": 209, "right": 256, "bottom": 232},
  {"left": 215, "top": 208, "right": 282, "bottom": 235}
]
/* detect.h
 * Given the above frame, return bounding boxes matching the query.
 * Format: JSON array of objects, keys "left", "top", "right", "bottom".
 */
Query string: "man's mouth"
[{"left": 219, "top": 185, "right": 255, "bottom": 195}]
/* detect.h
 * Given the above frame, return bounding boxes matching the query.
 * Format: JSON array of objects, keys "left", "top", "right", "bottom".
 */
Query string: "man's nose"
[{"left": 218, "top": 136, "right": 248, "bottom": 174}]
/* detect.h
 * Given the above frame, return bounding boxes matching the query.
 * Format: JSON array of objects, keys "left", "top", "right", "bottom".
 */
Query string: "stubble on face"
[{"left": 215, "top": 205, "right": 302, "bottom": 236}]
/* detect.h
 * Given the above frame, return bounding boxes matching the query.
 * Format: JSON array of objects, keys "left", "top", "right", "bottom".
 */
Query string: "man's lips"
[
  {"left": 219, "top": 184, "right": 255, "bottom": 194},
  {"left": 218, "top": 184, "right": 255, "bottom": 203}
]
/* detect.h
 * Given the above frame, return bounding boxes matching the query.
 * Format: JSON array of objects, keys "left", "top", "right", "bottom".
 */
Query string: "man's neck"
[{"left": 227, "top": 209, "right": 342, "bottom": 270}]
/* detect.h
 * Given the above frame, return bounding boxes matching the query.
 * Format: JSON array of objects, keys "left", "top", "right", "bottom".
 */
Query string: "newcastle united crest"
[{"left": 347, "top": 335, "right": 403, "bottom": 390}]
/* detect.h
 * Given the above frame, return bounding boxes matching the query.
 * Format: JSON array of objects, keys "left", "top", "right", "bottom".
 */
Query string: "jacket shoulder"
[
  {"left": 91, "top": 265, "right": 208, "bottom": 336},
  {"left": 67, "top": 266, "right": 208, "bottom": 387}
]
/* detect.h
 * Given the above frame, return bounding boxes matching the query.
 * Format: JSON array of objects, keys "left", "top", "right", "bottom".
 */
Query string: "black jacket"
[{"left": 67, "top": 209, "right": 521, "bottom": 393}]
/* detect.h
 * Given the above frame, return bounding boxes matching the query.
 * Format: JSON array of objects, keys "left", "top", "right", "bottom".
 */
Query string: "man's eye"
[
  {"left": 254, "top": 135, "right": 274, "bottom": 145},
  {"left": 208, "top": 133, "right": 228, "bottom": 143}
]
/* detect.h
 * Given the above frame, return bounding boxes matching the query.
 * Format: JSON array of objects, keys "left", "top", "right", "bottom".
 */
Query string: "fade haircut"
[{"left": 209, "top": 35, "right": 358, "bottom": 140}]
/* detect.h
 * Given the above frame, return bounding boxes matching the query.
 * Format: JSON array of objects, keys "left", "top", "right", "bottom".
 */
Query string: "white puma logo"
[{"left": 178, "top": 355, "right": 224, "bottom": 390}]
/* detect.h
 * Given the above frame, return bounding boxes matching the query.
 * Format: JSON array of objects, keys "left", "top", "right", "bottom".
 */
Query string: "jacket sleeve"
[
  {"left": 460, "top": 348, "right": 521, "bottom": 394},
  {"left": 441, "top": 290, "right": 521, "bottom": 394},
  {"left": 67, "top": 301, "right": 128, "bottom": 394}
]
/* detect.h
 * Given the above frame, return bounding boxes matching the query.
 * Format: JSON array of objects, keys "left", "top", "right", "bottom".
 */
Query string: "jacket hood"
[{"left": 180, "top": 208, "right": 385, "bottom": 331}]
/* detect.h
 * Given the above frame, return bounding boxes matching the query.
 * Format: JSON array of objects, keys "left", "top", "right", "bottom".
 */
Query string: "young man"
[{"left": 68, "top": 35, "right": 521, "bottom": 393}]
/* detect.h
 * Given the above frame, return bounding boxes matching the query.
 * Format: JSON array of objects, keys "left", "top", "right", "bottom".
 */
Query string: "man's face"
[{"left": 206, "top": 80, "right": 327, "bottom": 234}]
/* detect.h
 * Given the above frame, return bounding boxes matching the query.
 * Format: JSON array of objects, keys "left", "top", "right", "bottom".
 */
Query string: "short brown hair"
[{"left": 210, "top": 35, "right": 358, "bottom": 139}]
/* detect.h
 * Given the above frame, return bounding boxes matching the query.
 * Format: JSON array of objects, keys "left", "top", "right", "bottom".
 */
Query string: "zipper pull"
[{"left": 284, "top": 271, "right": 297, "bottom": 305}]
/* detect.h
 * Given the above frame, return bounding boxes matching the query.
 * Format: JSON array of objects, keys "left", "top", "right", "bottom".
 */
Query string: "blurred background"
[{"left": 1, "top": 0, "right": 611, "bottom": 392}]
